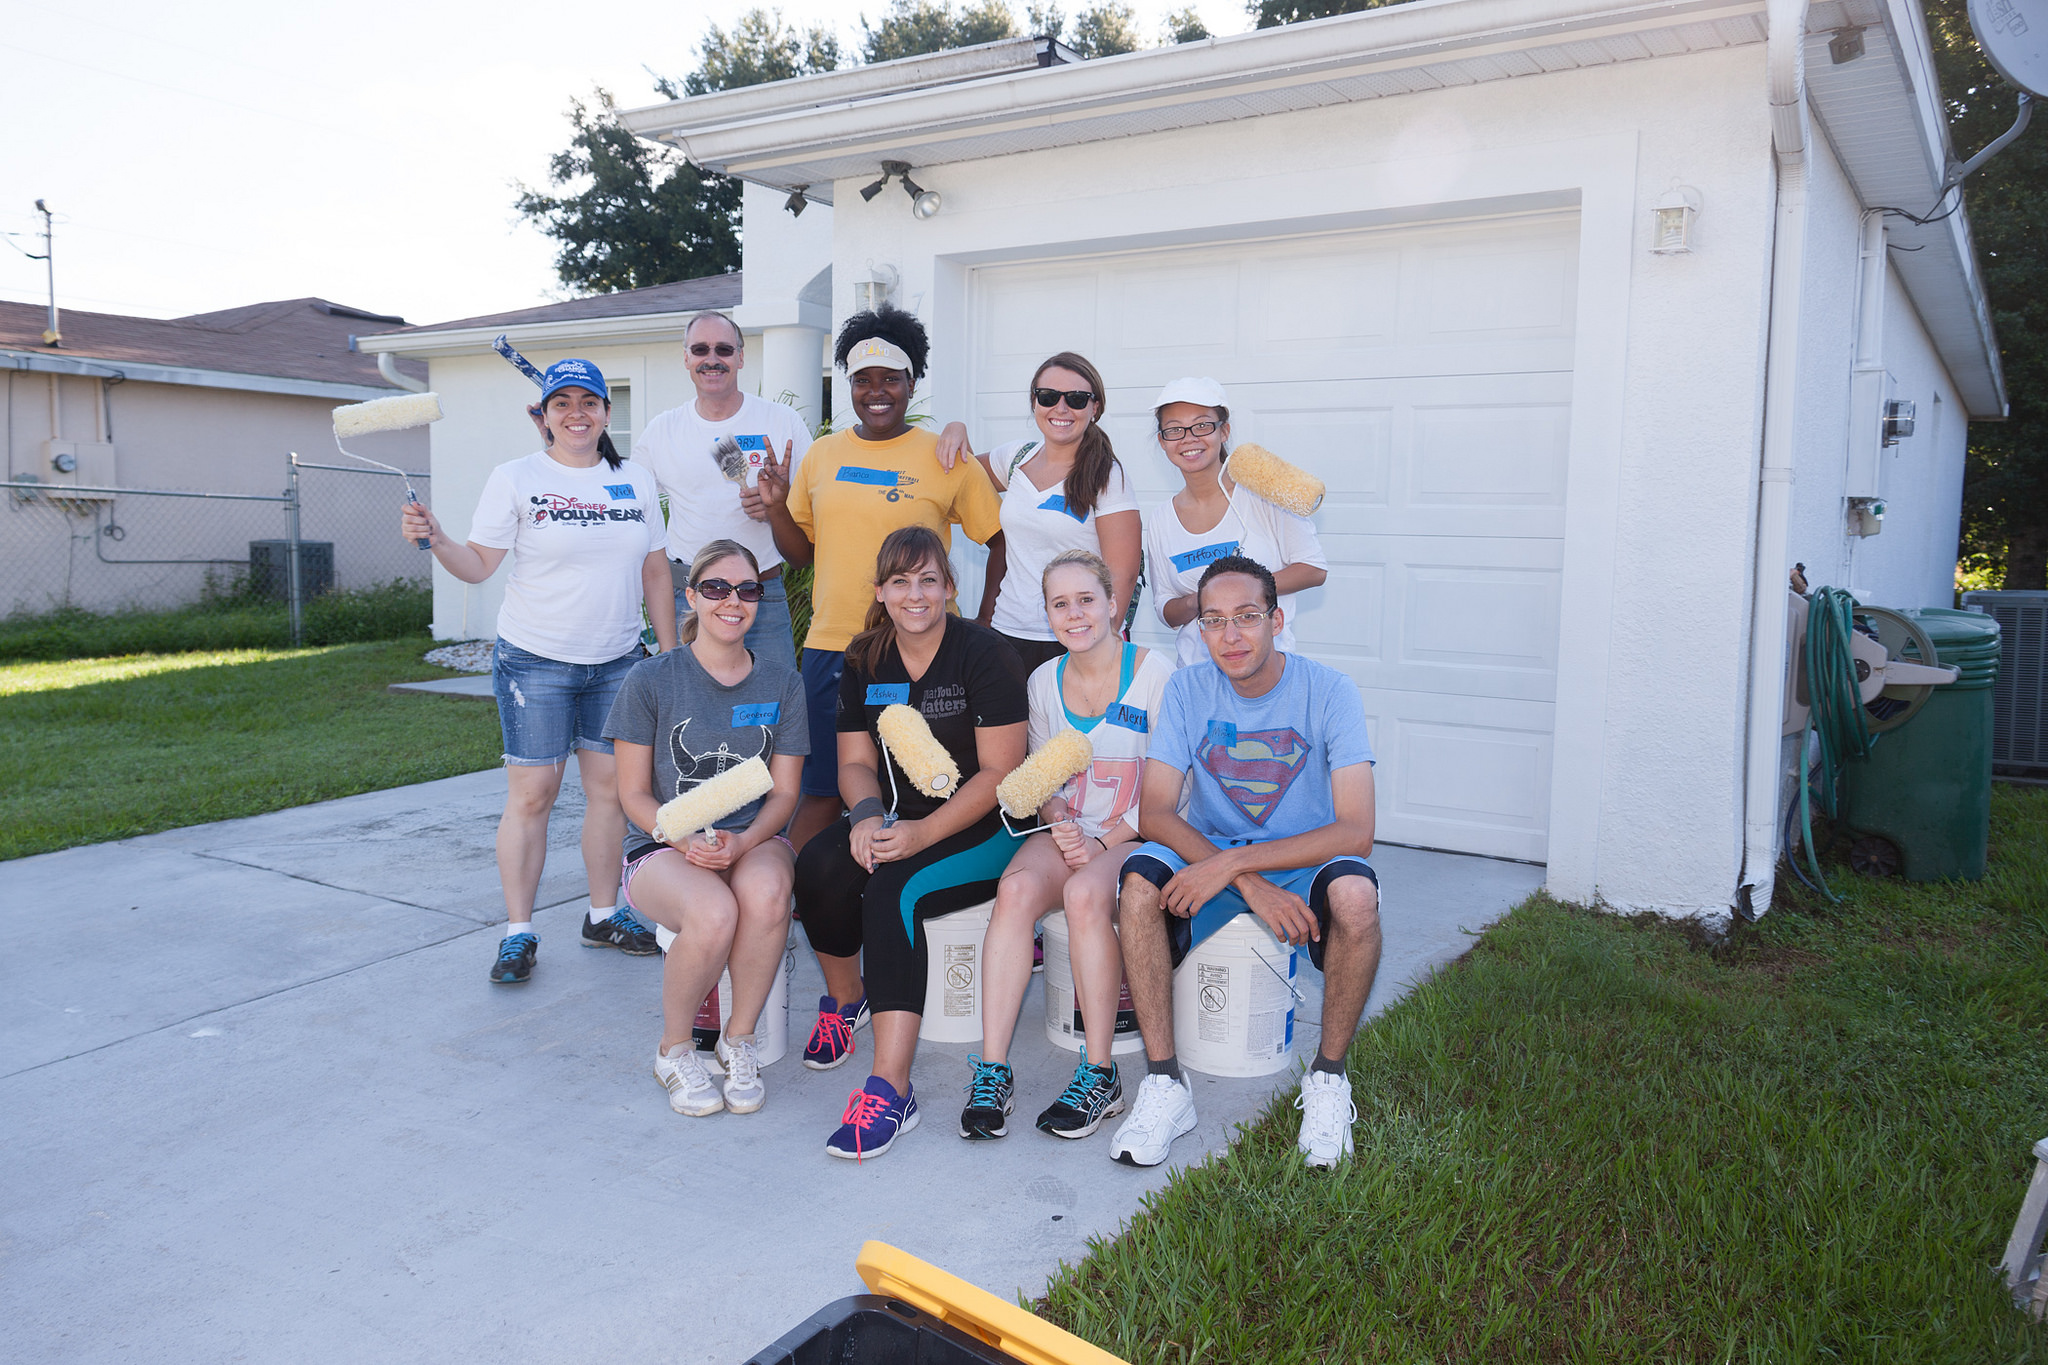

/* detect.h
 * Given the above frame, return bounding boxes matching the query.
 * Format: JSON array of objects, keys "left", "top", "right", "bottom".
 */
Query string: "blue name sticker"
[
  {"left": 836, "top": 466, "right": 902, "bottom": 487},
  {"left": 733, "top": 434, "right": 769, "bottom": 455},
  {"left": 604, "top": 484, "right": 636, "bottom": 500},
  {"left": 1037, "top": 492, "right": 1085, "bottom": 523},
  {"left": 732, "top": 703, "right": 779, "bottom": 727},
  {"left": 1205, "top": 719, "right": 1239, "bottom": 749},
  {"left": 1170, "top": 540, "right": 1241, "bottom": 573},
  {"left": 866, "top": 683, "right": 911, "bottom": 705},
  {"left": 1105, "top": 703, "right": 1149, "bottom": 734}
]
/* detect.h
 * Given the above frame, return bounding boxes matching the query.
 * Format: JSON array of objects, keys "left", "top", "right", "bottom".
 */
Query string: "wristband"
[
  {"left": 849, "top": 797, "right": 888, "bottom": 827},
  {"left": 1093, "top": 835, "right": 1108, "bottom": 851}
]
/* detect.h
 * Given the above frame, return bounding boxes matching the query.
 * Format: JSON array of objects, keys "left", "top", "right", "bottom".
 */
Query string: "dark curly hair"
[{"left": 834, "top": 303, "right": 930, "bottom": 380}]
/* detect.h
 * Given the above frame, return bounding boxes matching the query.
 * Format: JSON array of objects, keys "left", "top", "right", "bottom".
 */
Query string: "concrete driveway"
[{"left": 1, "top": 767, "right": 1541, "bottom": 1363}]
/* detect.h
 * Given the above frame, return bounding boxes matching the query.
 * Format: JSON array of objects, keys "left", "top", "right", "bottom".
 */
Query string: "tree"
[
  {"left": 1248, "top": 0, "right": 1410, "bottom": 30},
  {"left": 1070, "top": 2, "right": 1142, "bottom": 57},
  {"left": 862, "top": 0, "right": 1020, "bottom": 63},
  {"left": 1924, "top": 0, "right": 2048, "bottom": 589},
  {"left": 657, "top": 10, "right": 841, "bottom": 96},
  {"left": 513, "top": 91, "right": 740, "bottom": 293},
  {"left": 1162, "top": 6, "right": 1211, "bottom": 43}
]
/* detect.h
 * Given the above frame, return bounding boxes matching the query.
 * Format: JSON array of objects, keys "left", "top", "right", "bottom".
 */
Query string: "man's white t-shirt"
[
  {"left": 1025, "top": 643, "right": 1175, "bottom": 840},
  {"left": 1143, "top": 483, "right": 1327, "bottom": 666},
  {"left": 634, "top": 393, "right": 812, "bottom": 572},
  {"left": 467, "top": 452, "right": 664, "bottom": 664},
  {"left": 986, "top": 439, "right": 1140, "bottom": 641}
]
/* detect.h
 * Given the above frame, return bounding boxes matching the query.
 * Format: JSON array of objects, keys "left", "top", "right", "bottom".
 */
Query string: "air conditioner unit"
[{"left": 1961, "top": 590, "right": 2048, "bottom": 775}]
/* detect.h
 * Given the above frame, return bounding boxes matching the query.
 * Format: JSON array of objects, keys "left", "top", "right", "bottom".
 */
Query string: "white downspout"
[
  {"left": 377, "top": 352, "right": 428, "bottom": 393},
  {"left": 1737, "top": 0, "right": 1812, "bottom": 920}
]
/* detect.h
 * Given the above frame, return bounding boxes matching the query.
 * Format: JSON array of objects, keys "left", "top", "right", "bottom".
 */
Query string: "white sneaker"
[
  {"left": 1295, "top": 1070, "right": 1357, "bottom": 1168},
  {"left": 654, "top": 1044, "right": 724, "bottom": 1116},
  {"left": 715, "top": 1033, "right": 765, "bottom": 1114},
  {"left": 1108, "top": 1072, "right": 1197, "bottom": 1167}
]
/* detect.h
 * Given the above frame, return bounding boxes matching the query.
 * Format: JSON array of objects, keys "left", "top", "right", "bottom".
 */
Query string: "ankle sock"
[
  {"left": 1146, "top": 1055, "right": 1182, "bottom": 1082},
  {"left": 587, "top": 903, "right": 617, "bottom": 926},
  {"left": 1310, "top": 1053, "right": 1346, "bottom": 1077},
  {"left": 504, "top": 922, "right": 534, "bottom": 940}
]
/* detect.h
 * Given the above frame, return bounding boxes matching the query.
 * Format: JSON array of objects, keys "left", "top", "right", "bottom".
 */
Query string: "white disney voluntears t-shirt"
[
  {"left": 634, "top": 393, "right": 812, "bottom": 571},
  {"left": 467, "top": 452, "right": 665, "bottom": 664},
  {"left": 986, "top": 439, "right": 1139, "bottom": 641},
  {"left": 1025, "top": 643, "right": 1175, "bottom": 840},
  {"left": 1143, "top": 482, "right": 1327, "bottom": 666}
]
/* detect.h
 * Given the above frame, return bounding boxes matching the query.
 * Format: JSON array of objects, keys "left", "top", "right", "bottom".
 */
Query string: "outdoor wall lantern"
[
  {"left": 1649, "top": 185, "right": 1702, "bottom": 254},
  {"left": 854, "top": 264, "right": 900, "bottom": 313}
]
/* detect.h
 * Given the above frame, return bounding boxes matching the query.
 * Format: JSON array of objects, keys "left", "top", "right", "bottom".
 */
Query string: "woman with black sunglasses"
[
  {"left": 936, "top": 352, "right": 1140, "bottom": 675},
  {"left": 603, "top": 539, "right": 809, "bottom": 1119}
]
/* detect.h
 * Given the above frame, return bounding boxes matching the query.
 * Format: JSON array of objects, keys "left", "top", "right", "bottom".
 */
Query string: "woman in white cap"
[
  {"left": 1143, "top": 377, "right": 1327, "bottom": 666},
  {"left": 402, "top": 358, "right": 675, "bottom": 985}
]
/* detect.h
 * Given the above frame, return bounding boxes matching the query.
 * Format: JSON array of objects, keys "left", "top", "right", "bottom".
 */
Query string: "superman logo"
[{"left": 1196, "top": 726, "right": 1311, "bottom": 826}]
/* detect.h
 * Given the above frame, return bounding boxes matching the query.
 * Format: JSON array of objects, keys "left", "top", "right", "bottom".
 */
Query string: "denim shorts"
[
  {"left": 491, "top": 638, "right": 642, "bottom": 766},
  {"left": 670, "top": 565, "right": 798, "bottom": 677},
  {"left": 1120, "top": 842, "right": 1378, "bottom": 973},
  {"left": 800, "top": 647, "right": 846, "bottom": 798}
]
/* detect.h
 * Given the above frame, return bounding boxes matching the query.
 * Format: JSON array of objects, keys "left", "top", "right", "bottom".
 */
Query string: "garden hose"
[{"left": 1794, "top": 587, "right": 1875, "bottom": 899}]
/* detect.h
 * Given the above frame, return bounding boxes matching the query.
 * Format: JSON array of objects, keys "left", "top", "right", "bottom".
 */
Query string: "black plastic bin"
[
  {"left": 746, "top": 1295, "right": 1028, "bottom": 1365},
  {"left": 249, "top": 539, "right": 334, "bottom": 599}
]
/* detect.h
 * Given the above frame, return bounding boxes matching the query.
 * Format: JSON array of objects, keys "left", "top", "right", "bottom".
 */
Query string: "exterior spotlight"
[
  {"left": 1829, "top": 26, "right": 1865, "bottom": 64},
  {"left": 1649, "top": 184, "right": 1701, "bottom": 254},
  {"left": 911, "top": 188, "right": 943, "bottom": 219},
  {"left": 785, "top": 186, "right": 809, "bottom": 217},
  {"left": 859, "top": 173, "right": 890, "bottom": 202}
]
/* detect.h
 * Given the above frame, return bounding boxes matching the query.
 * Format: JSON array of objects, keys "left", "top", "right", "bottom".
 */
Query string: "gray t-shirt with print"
[{"left": 603, "top": 645, "right": 809, "bottom": 849}]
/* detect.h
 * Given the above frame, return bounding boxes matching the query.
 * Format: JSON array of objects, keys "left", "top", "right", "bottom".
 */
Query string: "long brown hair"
[
  {"left": 845, "top": 526, "right": 956, "bottom": 675},
  {"left": 1032, "top": 351, "right": 1121, "bottom": 520},
  {"left": 678, "top": 539, "right": 761, "bottom": 645}
]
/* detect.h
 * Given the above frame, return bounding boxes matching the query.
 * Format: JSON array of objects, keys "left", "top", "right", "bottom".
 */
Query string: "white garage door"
[{"left": 967, "top": 211, "right": 1578, "bottom": 862}]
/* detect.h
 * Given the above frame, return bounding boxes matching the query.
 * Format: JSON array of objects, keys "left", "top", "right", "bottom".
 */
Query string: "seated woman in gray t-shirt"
[{"left": 603, "top": 539, "right": 809, "bottom": 1120}]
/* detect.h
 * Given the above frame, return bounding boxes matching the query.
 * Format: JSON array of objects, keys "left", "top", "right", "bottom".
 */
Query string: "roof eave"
[{"left": 356, "top": 310, "right": 741, "bottom": 358}]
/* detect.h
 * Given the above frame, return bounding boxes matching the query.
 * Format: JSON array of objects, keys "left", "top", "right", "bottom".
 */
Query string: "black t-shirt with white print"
[{"left": 837, "top": 617, "right": 1028, "bottom": 822}]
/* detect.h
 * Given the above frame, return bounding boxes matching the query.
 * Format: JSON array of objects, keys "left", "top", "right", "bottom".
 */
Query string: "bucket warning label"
[
  {"left": 943, "top": 944, "right": 977, "bottom": 1017},
  {"left": 1196, "top": 964, "right": 1230, "bottom": 1043}
]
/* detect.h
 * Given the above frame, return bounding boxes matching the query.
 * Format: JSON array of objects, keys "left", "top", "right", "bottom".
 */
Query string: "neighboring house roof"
[
  {"left": 356, "top": 273, "right": 743, "bottom": 357},
  {"left": 624, "top": 0, "right": 2003, "bottom": 418},
  {"left": 0, "top": 296, "right": 424, "bottom": 401}
]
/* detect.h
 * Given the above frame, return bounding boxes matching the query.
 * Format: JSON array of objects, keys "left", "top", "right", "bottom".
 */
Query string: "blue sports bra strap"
[{"left": 1117, "top": 640, "right": 1136, "bottom": 699}]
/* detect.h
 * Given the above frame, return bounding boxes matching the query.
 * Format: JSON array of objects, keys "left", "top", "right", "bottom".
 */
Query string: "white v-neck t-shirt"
[
  {"left": 1142, "top": 482, "right": 1326, "bottom": 666},
  {"left": 1025, "top": 643, "right": 1175, "bottom": 839},
  {"left": 986, "top": 439, "right": 1139, "bottom": 641}
]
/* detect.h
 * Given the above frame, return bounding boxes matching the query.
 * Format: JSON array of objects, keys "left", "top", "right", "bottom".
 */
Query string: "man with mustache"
[{"left": 633, "top": 310, "right": 811, "bottom": 673}]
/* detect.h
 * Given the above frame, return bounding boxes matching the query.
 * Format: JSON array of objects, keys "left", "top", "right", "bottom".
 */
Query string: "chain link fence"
[{"left": 0, "top": 454, "right": 432, "bottom": 642}]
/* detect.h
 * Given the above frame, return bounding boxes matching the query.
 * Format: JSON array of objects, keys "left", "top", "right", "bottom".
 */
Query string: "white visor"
[{"left": 843, "top": 336, "right": 914, "bottom": 376}]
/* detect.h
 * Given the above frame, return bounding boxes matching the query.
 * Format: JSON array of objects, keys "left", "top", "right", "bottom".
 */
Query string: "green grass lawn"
[
  {"left": 1042, "top": 785, "right": 2048, "bottom": 1363},
  {"left": 0, "top": 636, "right": 502, "bottom": 861}
]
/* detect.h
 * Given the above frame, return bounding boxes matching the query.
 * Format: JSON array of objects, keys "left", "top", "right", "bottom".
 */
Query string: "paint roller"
[
  {"left": 652, "top": 756, "right": 776, "bottom": 847},
  {"left": 331, "top": 391, "right": 444, "bottom": 548},
  {"left": 875, "top": 704, "right": 960, "bottom": 804},
  {"left": 1226, "top": 443, "right": 1325, "bottom": 518},
  {"left": 492, "top": 332, "right": 624, "bottom": 469},
  {"left": 996, "top": 728, "right": 1094, "bottom": 837}
]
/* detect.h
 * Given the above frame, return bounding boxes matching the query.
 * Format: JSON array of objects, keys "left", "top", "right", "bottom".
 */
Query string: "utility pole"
[{"left": 32, "top": 199, "right": 59, "bottom": 347}]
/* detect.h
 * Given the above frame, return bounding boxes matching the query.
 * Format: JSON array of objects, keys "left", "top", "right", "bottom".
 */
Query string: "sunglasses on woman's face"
[
  {"left": 1032, "top": 387, "right": 1098, "bottom": 410},
  {"left": 689, "top": 342, "right": 738, "bottom": 358},
  {"left": 693, "top": 578, "right": 763, "bottom": 602}
]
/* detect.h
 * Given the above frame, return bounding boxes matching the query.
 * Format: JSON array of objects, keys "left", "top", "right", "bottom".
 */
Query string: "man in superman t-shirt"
[{"left": 1107, "top": 555, "right": 1381, "bottom": 1172}]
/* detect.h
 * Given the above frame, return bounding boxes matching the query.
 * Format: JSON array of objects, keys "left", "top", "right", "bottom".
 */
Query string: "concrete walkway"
[{"left": 1, "top": 769, "right": 1541, "bottom": 1363}]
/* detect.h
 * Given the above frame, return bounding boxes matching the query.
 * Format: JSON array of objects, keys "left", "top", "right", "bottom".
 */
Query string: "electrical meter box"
[{"left": 43, "top": 440, "right": 118, "bottom": 496}]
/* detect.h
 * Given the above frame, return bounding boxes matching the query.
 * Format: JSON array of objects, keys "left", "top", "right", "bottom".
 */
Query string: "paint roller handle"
[
  {"left": 492, "top": 334, "right": 546, "bottom": 386},
  {"left": 405, "top": 489, "right": 431, "bottom": 550}
]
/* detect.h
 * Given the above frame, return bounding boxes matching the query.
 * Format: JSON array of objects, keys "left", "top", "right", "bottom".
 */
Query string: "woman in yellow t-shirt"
[{"left": 756, "top": 303, "right": 1004, "bottom": 854}]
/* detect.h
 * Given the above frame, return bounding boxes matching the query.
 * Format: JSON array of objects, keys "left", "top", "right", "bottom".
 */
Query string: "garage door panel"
[
  {"left": 1402, "top": 566, "right": 1561, "bottom": 673},
  {"left": 1245, "top": 403, "right": 1394, "bottom": 509},
  {"left": 1108, "top": 263, "right": 1242, "bottom": 357},
  {"left": 1369, "top": 697, "right": 1554, "bottom": 862},
  {"left": 974, "top": 271, "right": 1099, "bottom": 387},
  {"left": 1410, "top": 403, "right": 1571, "bottom": 508},
  {"left": 1411, "top": 235, "right": 1578, "bottom": 339},
  {"left": 1246, "top": 251, "right": 1401, "bottom": 348}
]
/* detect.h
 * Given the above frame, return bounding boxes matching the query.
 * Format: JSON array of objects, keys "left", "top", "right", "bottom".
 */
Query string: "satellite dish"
[{"left": 1970, "top": 0, "right": 2048, "bottom": 96}]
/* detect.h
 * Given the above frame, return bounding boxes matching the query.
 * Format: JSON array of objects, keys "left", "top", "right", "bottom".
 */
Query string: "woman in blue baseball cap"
[{"left": 401, "top": 359, "right": 677, "bottom": 985}]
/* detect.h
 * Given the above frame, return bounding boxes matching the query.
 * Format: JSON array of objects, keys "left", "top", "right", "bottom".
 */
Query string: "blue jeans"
[
  {"left": 800, "top": 647, "right": 846, "bottom": 797},
  {"left": 672, "top": 568, "right": 796, "bottom": 676},
  {"left": 491, "top": 638, "right": 641, "bottom": 765}
]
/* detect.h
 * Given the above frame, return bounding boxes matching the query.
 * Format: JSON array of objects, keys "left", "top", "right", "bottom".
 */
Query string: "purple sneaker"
[
  {"left": 826, "top": 1075, "right": 920, "bottom": 1161},
  {"left": 802, "top": 994, "right": 870, "bottom": 1071}
]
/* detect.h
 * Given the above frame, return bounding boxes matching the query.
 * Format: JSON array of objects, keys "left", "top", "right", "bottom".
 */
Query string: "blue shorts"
[
  {"left": 1120, "top": 842, "right": 1377, "bottom": 973},
  {"left": 672, "top": 566, "right": 797, "bottom": 677},
  {"left": 800, "top": 647, "right": 846, "bottom": 798},
  {"left": 491, "top": 638, "right": 641, "bottom": 766}
]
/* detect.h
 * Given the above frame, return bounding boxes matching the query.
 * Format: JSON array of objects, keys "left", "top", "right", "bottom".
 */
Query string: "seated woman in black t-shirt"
[{"left": 794, "top": 525, "right": 1027, "bottom": 1160}]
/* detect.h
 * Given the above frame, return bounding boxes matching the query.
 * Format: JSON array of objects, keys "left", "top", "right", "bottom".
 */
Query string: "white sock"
[
  {"left": 587, "top": 903, "right": 618, "bottom": 926},
  {"left": 504, "top": 922, "right": 534, "bottom": 940}
]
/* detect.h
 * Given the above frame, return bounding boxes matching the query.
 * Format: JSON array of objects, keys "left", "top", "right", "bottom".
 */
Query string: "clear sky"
[{"left": 0, "top": 0, "right": 1249, "bottom": 330}]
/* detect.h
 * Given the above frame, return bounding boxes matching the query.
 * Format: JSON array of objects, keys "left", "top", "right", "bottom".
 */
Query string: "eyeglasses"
[
  {"left": 1033, "top": 387, "right": 1098, "bottom": 410},
  {"left": 1159, "top": 420, "right": 1222, "bottom": 441},
  {"left": 693, "top": 577, "right": 764, "bottom": 602},
  {"left": 1196, "top": 609, "right": 1273, "bottom": 633},
  {"left": 688, "top": 342, "right": 738, "bottom": 358}
]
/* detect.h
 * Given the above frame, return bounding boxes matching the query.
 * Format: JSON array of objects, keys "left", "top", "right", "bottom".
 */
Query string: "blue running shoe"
[
  {"left": 1036, "top": 1048, "right": 1125, "bottom": 1139},
  {"left": 826, "top": 1075, "right": 919, "bottom": 1161},
  {"left": 959, "top": 1055, "right": 1014, "bottom": 1140},
  {"left": 490, "top": 932, "right": 537, "bottom": 985},
  {"left": 803, "top": 994, "right": 871, "bottom": 1070}
]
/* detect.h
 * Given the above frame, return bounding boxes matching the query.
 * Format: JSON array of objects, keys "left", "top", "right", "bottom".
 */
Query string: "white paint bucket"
[
  {"left": 1040, "top": 911, "right": 1144, "bottom": 1056},
  {"left": 918, "top": 899, "right": 992, "bottom": 1043},
  {"left": 1172, "top": 913, "right": 1297, "bottom": 1078},
  {"left": 686, "top": 928, "right": 795, "bottom": 1066}
]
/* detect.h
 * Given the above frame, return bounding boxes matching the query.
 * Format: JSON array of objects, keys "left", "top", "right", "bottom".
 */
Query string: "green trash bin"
[{"left": 1839, "top": 608, "right": 2003, "bottom": 881}]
